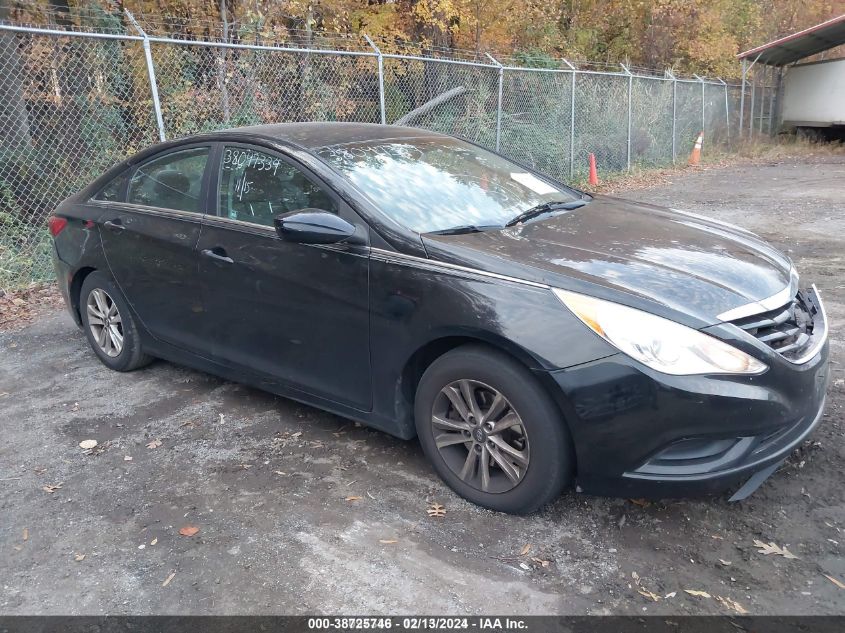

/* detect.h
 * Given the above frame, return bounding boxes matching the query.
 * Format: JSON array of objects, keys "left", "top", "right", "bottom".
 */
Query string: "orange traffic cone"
[
  {"left": 688, "top": 131, "right": 703, "bottom": 166},
  {"left": 588, "top": 153, "right": 599, "bottom": 185}
]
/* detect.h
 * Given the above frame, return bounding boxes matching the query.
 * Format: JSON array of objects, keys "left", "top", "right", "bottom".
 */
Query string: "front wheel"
[{"left": 414, "top": 345, "right": 573, "bottom": 514}]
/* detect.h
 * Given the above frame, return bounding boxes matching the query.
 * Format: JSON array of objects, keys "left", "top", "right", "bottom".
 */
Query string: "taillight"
[{"left": 48, "top": 216, "right": 68, "bottom": 237}]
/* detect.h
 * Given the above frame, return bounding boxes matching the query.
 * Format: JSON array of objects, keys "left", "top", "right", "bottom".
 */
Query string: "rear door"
[
  {"left": 97, "top": 144, "right": 213, "bottom": 352},
  {"left": 196, "top": 143, "right": 372, "bottom": 410}
]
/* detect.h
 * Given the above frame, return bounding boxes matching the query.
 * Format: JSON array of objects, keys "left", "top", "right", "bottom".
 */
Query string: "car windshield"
[{"left": 316, "top": 137, "right": 582, "bottom": 233}]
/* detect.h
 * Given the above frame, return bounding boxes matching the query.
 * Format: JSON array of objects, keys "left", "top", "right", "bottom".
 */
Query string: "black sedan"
[{"left": 49, "top": 123, "right": 829, "bottom": 514}]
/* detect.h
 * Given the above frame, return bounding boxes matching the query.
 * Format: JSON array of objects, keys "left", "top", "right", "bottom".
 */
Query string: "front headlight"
[{"left": 553, "top": 289, "right": 767, "bottom": 376}]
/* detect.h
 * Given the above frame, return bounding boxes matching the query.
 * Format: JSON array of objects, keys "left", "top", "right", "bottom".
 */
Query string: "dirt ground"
[{"left": 1, "top": 156, "right": 843, "bottom": 616}]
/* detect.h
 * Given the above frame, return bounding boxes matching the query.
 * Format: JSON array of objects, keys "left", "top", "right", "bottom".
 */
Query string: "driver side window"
[{"left": 219, "top": 146, "right": 337, "bottom": 227}]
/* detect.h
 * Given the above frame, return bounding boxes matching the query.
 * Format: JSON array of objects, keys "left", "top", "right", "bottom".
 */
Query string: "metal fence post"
[
  {"left": 125, "top": 10, "right": 166, "bottom": 142},
  {"left": 563, "top": 59, "right": 577, "bottom": 179},
  {"left": 739, "top": 59, "right": 747, "bottom": 139},
  {"left": 693, "top": 74, "right": 706, "bottom": 138},
  {"left": 364, "top": 34, "right": 386, "bottom": 125},
  {"left": 765, "top": 66, "right": 773, "bottom": 134},
  {"left": 621, "top": 63, "right": 632, "bottom": 171},
  {"left": 749, "top": 75, "right": 756, "bottom": 138},
  {"left": 666, "top": 69, "right": 677, "bottom": 164},
  {"left": 758, "top": 67, "right": 764, "bottom": 135},
  {"left": 744, "top": 53, "right": 762, "bottom": 139},
  {"left": 772, "top": 67, "right": 783, "bottom": 136},
  {"left": 718, "top": 78, "right": 729, "bottom": 142},
  {"left": 485, "top": 53, "right": 504, "bottom": 152}
]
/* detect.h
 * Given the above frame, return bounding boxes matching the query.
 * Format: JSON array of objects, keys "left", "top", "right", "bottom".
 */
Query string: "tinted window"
[
  {"left": 219, "top": 146, "right": 336, "bottom": 226},
  {"left": 93, "top": 171, "right": 128, "bottom": 202},
  {"left": 317, "top": 137, "right": 580, "bottom": 233},
  {"left": 127, "top": 147, "right": 209, "bottom": 212}
]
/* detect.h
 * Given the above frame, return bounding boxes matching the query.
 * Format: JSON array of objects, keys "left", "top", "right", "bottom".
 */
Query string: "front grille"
[{"left": 730, "top": 290, "right": 820, "bottom": 361}]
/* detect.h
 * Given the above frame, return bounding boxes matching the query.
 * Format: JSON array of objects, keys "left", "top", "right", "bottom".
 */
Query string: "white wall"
[{"left": 781, "top": 58, "right": 845, "bottom": 127}]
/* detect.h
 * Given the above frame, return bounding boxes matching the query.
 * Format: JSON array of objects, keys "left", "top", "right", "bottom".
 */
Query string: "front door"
[
  {"left": 196, "top": 144, "right": 372, "bottom": 410},
  {"left": 97, "top": 144, "right": 211, "bottom": 352}
]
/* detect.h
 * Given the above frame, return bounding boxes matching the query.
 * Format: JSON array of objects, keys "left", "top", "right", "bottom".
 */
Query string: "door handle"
[
  {"left": 201, "top": 248, "right": 234, "bottom": 264},
  {"left": 103, "top": 219, "right": 125, "bottom": 232}
]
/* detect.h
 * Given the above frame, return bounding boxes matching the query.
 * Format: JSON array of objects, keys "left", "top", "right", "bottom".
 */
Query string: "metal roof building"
[
  {"left": 738, "top": 14, "right": 845, "bottom": 66},
  {"left": 736, "top": 15, "right": 845, "bottom": 135}
]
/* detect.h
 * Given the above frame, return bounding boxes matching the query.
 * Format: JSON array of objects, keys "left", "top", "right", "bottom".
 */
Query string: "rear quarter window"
[
  {"left": 92, "top": 171, "right": 129, "bottom": 202},
  {"left": 126, "top": 147, "right": 210, "bottom": 213}
]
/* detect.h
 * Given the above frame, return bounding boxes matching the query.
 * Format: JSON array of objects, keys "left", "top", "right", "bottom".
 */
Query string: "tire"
[
  {"left": 79, "top": 271, "right": 152, "bottom": 372},
  {"left": 414, "top": 344, "right": 573, "bottom": 514}
]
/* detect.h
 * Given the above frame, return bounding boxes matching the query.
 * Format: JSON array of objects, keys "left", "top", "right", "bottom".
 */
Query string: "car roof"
[{"left": 218, "top": 122, "right": 448, "bottom": 149}]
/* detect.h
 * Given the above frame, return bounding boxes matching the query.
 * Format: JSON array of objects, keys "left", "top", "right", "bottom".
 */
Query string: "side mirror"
[{"left": 274, "top": 209, "right": 356, "bottom": 245}]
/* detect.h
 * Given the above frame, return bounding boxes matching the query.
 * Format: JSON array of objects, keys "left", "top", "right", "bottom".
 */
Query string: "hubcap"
[
  {"left": 86, "top": 288, "right": 124, "bottom": 358},
  {"left": 431, "top": 379, "right": 530, "bottom": 494}
]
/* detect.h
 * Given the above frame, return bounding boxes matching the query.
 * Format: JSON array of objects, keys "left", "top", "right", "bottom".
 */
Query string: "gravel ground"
[{"left": 1, "top": 156, "right": 843, "bottom": 615}]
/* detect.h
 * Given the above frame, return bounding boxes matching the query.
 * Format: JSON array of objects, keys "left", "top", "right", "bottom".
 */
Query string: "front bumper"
[{"left": 544, "top": 313, "right": 830, "bottom": 500}]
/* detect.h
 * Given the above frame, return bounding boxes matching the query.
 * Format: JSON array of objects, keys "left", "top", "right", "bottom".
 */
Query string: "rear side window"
[
  {"left": 127, "top": 147, "right": 209, "bottom": 213},
  {"left": 93, "top": 171, "right": 128, "bottom": 202},
  {"left": 218, "top": 145, "right": 336, "bottom": 226}
]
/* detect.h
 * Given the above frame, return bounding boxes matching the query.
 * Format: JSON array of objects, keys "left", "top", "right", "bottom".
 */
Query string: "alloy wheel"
[
  {"left": 431, "top": 379, "right": 530, "bottom": 493},
  {"left": 86, "top": 288, "right": 124, "bottom": 358}
]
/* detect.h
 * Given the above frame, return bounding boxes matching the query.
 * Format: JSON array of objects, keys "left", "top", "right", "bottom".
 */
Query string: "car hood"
[{"left": 421, "top": 195, "right": 794, "bottom": 327}]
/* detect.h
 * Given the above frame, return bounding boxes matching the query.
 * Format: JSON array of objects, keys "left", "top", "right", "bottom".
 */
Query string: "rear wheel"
[
  {"left": 415, "top": 345, "right": 573, "bottom": 514},
  {"left": 79, "top": 271, "right": 152, "bottom": 372}
]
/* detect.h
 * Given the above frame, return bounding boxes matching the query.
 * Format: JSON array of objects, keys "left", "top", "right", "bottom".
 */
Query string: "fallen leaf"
[
  {"left": 824, "top": 574, "right": 845, "bottom": 590},
  {"left": 273, "top": 471, "right": 287, "bottom": 475},
  {"left": 684, "top": 589, "right": 712, "bottom": 598},
  {"left": 150, "top": 538, "right": 158, "bottom": 546},
  {"left": 719, "top": 559, "right": 732, "bottom": 566},
  {"left": 22, "top": 528, "right": 28, "bottom": 541},
  {"left": 711, "top": 534, "right": 724, "bottom": 540},
  {"left": 753, "top": 539, "right": 799, "bottom": 559},
  {"left": 716, "top": 595, "right": 748, "bottom": 614},
  {"left": 79, "top": 439, "right": 97, "bottom": 450},
  {"left": 664, "top": 592, "right": 677, "bottom": 599},
  {"left": 146, "top": 439, "right": 162, "bottom": 449},
  {"left": 345, "top": 496, "right": 362, "bottom": 502},
  {"left": 74, "top": 553, "right": 85, "bottom": 562},
  {"left": 427, "top": 502, "right": 446, "bottom": 518},
  {"left": 631, "top": 571, "right": 640, "bottom": 584},
  {"left": 162, "top": 572, "right": 176, "bottom": 587},
  {"left": 520, "top": 543, "right": 532, "bottom": 556},
  {"left": 124, "top": 455, "right": 133, "bottom": 461},
  {"left": 629, "top": 498, "right": 651, "bottom": 508},
  {"left": 379, "top": 539, "right": 398, "bottom": 544},
  {"left": 637, "top": 587, "right": 661, "bottom": 602},
  {"left": 531, "top": 557, "right": 550, "bottom": 568},
  {"left": 178, "top": 526, "right": 199, "bottom": 537},
  {"left": 42, "top": 483, "right": 63, "bottom": 493}
]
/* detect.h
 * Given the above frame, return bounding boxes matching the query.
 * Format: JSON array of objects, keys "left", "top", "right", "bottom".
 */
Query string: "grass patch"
[{"left": 578, "top": 136, "right": 845, "bottom": 195}]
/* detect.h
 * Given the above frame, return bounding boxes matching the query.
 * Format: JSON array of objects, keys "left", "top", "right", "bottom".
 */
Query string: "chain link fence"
[{"left": 0, "top": 18, "right": 773, "bottom": 289}]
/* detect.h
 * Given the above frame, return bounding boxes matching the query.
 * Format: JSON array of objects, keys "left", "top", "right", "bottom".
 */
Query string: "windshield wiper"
[
  {"left": 505, "top": 200, "right": 587, "bottom": 227},
  {"left": 427, "top": 224, "right": 504, "bottom": 235}
]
